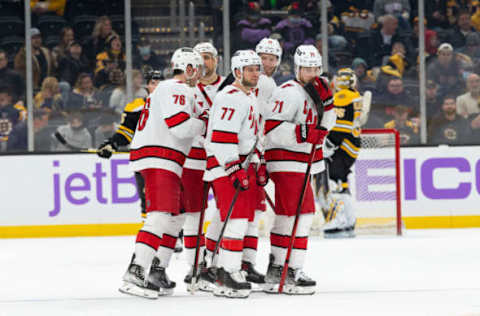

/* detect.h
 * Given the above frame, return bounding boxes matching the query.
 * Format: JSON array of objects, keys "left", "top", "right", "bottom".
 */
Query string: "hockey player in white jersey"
[
  {"left": 182, "top": 42, "right": 225, "bottom": 290},
  {"left": 203, "top": 50, "right": 262, "bottom": 298},
  {"left": 119, "top": 47, "right": 207, "bottom": 299},
  {"left": 263, "top": 45, "right": 336, "bottom": 294}
]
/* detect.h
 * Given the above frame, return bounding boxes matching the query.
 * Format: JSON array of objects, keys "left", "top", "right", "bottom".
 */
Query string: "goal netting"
[{"left": 259, "top": 128, "right": 403, "bottom": 237}]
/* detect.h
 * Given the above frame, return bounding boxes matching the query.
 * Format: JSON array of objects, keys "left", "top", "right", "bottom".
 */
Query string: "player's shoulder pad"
[
  {"left": 334, "top": 89, "right": 361, "bottom": 107},
  {"left": 273, "top": 80, "right": 302, "bottom": 99},
  {"left": 124, "top": 98, "right": 145, "bottom": 112}
]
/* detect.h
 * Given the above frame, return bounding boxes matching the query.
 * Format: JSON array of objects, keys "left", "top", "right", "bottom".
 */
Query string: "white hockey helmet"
[
  {"left": 231, "top": 49, "right": 262, "bottom": 78},
  {"left": 294, "top": 44, "right": 322, "bottom": 78},
  {"left": 256, "top": 37, "right": 282, "bottom": 64},
  {"left": 171, "top": 47, "right": 203, "bottom": 73},
  {"left": 194, "top": 42, "right": 218, "bottom": 57}
]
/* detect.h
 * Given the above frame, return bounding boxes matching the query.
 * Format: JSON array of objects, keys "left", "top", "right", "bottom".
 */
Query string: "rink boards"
[{"left": 1, "top": 145, "right": 480, "bottom": 237}]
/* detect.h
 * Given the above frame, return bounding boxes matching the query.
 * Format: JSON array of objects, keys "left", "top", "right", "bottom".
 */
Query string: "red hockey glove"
[
  {"left": 225, "top": 160, "right": 249, "bottom": 190},
  {"left": 304, "top": 77, "right": 333, "bottom": 106},
  {"left": 295, "top": 124, "right": 329, "bottom": 145},
  {"left": 256, "top": 157, "right": 268, "bottom": 186}
]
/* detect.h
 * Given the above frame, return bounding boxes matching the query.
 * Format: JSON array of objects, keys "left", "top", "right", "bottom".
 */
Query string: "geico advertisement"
[{"left": 1, "top": 146, "right": 480, "bottom": 226}]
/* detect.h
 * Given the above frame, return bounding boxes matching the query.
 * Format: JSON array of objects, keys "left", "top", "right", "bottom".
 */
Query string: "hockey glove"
[
  {"left": 97, "top": 139, "right": 118, "bottom": 159},
  {"left": 225, "top": 160, "right": 249, "bottom": 191},
  {"left": 304, "top": 77, "right": 332, "bottom": 106},
  {"left": 256, "top": 157, "right": 268, "bottom": 186},
  {"left": 322, "top": 137, "right": 337, "bottom": 159},
  {"left": 295, "top": 124, "right": 329, "bottom": 145}
]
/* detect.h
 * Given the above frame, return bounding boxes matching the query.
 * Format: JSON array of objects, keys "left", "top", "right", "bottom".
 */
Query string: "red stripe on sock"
[
  {"left": 136, "top": 230, "right": 162, "bottom": 250},
  {"left": 221, "top": 238, "right": 243, "bottom": 252},
  {"left": 270, "top": 233, "right": 290, "bottom": 248},
  {"left": 160, "top": 234, "right": 177, "bottom": 249},
  {"left": 184, "top": 235, "right": 206, "bottom": 249},
  {"left": 293, "top": 236, "right": 308, "bottom": 250},
  {"left": 206, "top": 238, "right": 217, "bottom": 252},
  {"left": 243, "top": 235, "right": 258, "bottom": 250}
]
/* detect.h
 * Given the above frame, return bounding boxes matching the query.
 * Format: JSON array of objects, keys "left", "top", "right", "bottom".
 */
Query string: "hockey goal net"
[{"left": 259, "top": 128, "right": 403, "bottom": 237}]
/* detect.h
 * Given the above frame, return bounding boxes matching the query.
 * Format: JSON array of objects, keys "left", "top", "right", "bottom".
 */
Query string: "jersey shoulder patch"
[
  {"left": 124, "top": 98, "right": 145, "bottom": 113},
  {"left": 334, "top": 89, "right": 361, "bottom": 107},
  {"left": 281, "top": 83, "right": 294, "bottom": 89}
]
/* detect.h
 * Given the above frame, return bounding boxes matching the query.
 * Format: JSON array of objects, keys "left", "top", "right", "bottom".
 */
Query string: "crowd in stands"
[{"left": 1, "top": 0, "right": 480, "bottom": 153}]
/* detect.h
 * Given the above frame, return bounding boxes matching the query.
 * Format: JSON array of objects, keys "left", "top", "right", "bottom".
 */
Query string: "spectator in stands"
[
  {"left": 235, "top": 2, "right": 272, "bottom": 51},
  {"left": 94, "top": 115, "right": 117, "bottom": 147},
  {"left": 30, "top": 0, "right": 66, "bottom": 16},
  {"left": 14, "top": 28, "right": 54, "bottom": 90},
  {"left": 360, "top": 15, "right": 411, "bottom": 67},
  {"left": 95, "top": 34, "right": 126, "bottom": 75},
  {"left": 274, "top": 62, "right": 294, "bottom": 85},
  {"left": 7, "top": 109, "right": 53, "bottom": 152},
  {"left": 109, "top": 69, "right": 147, "bottom": 114},
  {"left": 447, "top": 9, "right": 478, "bottom": 49},
  {"left": 273, "top": 2, "right": 315, "bottom": 54},
  {"left": 459, "top": 32, "right": 480, "bottom": 61},
  {"left": 426, "top": 0, "right": 448, "bottom": 29},
  {"left": 427, "top": 43, "right": 465, "bottom": 97},
  {"left": 0, "top": 86, "right": 24, "bottom": 152},
  {"left": 53, "top": 112, "right": 92, "bottom": 151},
  {"left": 429, "top": 95, "right": 472, "bottom": 145},
  {"left": 456, "top": 73, "right": 480, "bottom": 118},
  {"left": 352, "top": 58, "right": 376, "bottom": 91},
  {"left": 34, "top": 77, "right": 64, "bottom": 112},
  {"left": 68, "top": 73, "right": 103, "bottom": 110},
  {"left": 94, "top": 59, "right": 120, "bottom": 89},
  {"left": 373, "top": 0, "right": 411, "bottom": 21},
  {"left": 135, "top": 39, "right": 166, "bottom": 72},
  {"left": 373, "top": 77, "right": 416, "bottom": 121},
  {"left": 384, "top": 105, "right": 420, "bottom": 144},
  {"left": 426, "top": 80, "right": 442, "bottom": 120},
  {"left": 52, "top": 27, "right": 74, "bottom": 66},
  {"left": 84, "top": 16, "right": 115, "bottom": 67},
  {"left": 58, "top": 41, "right": 90, "bottom": 89},
  {"left": 0, "top": 50, "right": 24, "bottom": 100}
]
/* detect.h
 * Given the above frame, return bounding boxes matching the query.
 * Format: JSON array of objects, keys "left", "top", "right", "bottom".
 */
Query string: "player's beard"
[{"left": 241, "top": 77, "right": 258, "bottom": 89}]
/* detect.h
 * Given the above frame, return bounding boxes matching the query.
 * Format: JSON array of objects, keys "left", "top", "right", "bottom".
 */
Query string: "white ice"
[{"left": 1, "top": 229, "right": 480, "bottom": 316}]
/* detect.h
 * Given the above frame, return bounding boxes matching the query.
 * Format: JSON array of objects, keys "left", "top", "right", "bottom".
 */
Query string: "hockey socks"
[{"left": 183, "top": 212, "right": 206, "bottom": 266}]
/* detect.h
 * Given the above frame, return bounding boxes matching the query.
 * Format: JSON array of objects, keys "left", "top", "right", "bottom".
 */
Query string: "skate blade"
[
  {"left": 250, "top": 282, "right": 266, "bottom": 292},
  {"left": 187, "top": 279, "right": 214, "bottom": 293},
  {"left": 158, "top": 287, "right": 174, "bottom": 296},
  {"left": 214, "top": 286, "right": 250, "bottom": 298},
  {"left": 283, "top": 284, "right": 316, "bottom": 295},
  {"left": 323, "top": 231, "right": 351, "bottom": 239},
  {"left": 262, "top": 283, "right": 280, "bottom": 294},
  {"left": 119, "top": 282, "right": 158, "bottom": 299}
]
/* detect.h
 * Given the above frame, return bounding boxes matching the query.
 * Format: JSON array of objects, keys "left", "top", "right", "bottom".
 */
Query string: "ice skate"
[
  {"left": 118, "top": 255, "right": 159, "bottom": 299},
  {"left": 214, "top": 268, "right": 251, "bottom": 298},
  {"left": 185, "top": 262, "right": 217, "bottom": 293},
  {"left": 263, "top": 254, "right": 282, "bottom": 293},
  {"left": 241, "top": 261, "right": 265, "bottom": 291},
  {"left": 147, "top": 257, "right": 176, "bottom": 296},
  {"left": 283, "top": 268, "right": 316, "bottom": 295}
]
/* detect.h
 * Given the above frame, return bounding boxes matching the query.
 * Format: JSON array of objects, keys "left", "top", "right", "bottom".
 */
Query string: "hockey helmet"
[
  {"left": 171, "top": 47, "right": 204, "bottom": 73},
  {"left": 194, "top": 42, "right": 218, "bottom": 57},
  {"left": 256, "top": 38, "right": 282, "bottom": 64},
  {"left": 294, "top": 44, "right": 322, "bottom": 78},
  {"left": 231, "top": 50, "right": 262, "bottom": 78},
  {"left": 335, "top": 68, "right": 357, "bottom": 90}
]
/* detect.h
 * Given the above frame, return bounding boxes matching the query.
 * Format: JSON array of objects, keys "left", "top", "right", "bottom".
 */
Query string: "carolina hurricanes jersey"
[
  {"left": 129, "top": 78, "right": 205, "bottom": 177},
  {"left": 255, "top": 74, "right": 277, "bottom": 116},
  {"left": 263, "top": 79, "right": 336, "bottom": 175},
  {"left": 204, "top": 84, "right": 260, "bottom": 182},
  {"left": 183, "top": 75, "right": 225, "bottom": 171}
]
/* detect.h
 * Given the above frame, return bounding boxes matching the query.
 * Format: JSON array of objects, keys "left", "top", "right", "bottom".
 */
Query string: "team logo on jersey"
[
  {"left": 0, "top": 118, "right": 13, "bottom": 136},
  {"left": 444, "top": 127, "right": 457, "bottom": 140}
]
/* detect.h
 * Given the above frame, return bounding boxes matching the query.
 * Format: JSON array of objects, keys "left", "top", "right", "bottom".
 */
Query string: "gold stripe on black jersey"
[{"left": 340, "top": 138, "right": 360, "bottom": 158}]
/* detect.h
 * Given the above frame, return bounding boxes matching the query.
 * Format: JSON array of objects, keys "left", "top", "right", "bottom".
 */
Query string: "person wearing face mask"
[
  {"left": 53, "top": 112, "right": 92, "bottom": 151},
  {"left": 235, "top": 2, "right": 272, "bottom": 51},
  {"left": 273, "top": 2, "right": 315, "bottom": 55},
  {"left": 135, "top": 39, "right": 166, "bottom": 72}
]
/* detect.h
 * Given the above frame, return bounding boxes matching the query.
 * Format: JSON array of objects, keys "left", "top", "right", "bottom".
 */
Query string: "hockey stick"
[
  {"left": 54, "top": 132, "right": 129, "bottom": 154},
  {"left": 278, "top": 79, "right": 326, "bottom": 293},
  {"left": 189, "top": 181, "right": 210, "bottom": 294},
  {"left": 264, "top": 188, "right": 275, "bottom": 211},
  {"left": 211, "top": 139, "right": 259, "bottom": 266}
]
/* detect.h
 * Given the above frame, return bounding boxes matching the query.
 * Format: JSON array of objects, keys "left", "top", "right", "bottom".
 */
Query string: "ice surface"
[{"left": 1, "top": 229, "right": 480, "bottom": 316}]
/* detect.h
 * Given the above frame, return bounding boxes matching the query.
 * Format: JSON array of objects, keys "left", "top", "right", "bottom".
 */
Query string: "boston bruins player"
[
  {"left": 97, "top": 70, "right": 162, "bottom": 219},
  {"left": 321, "top": 68, "right": 371, "bottom": 238}
]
